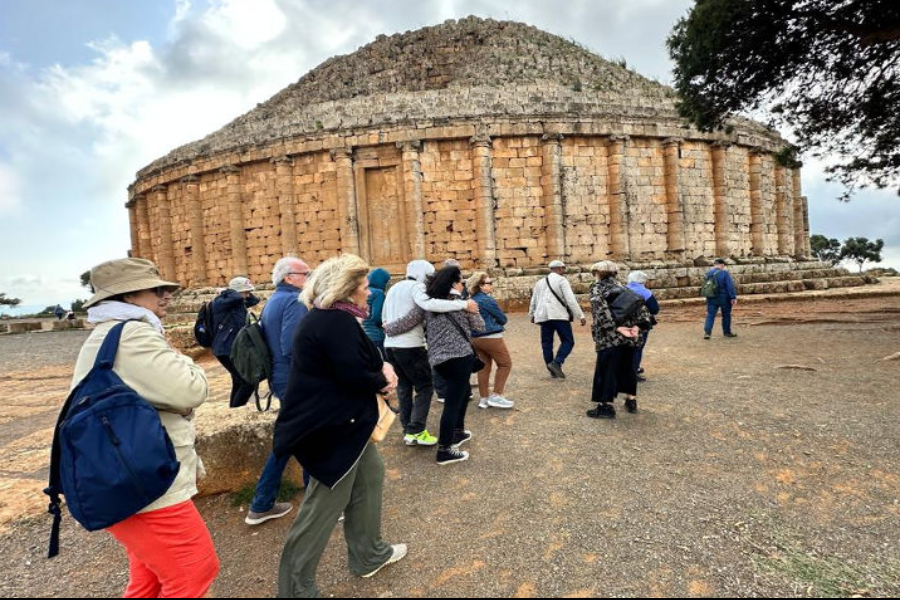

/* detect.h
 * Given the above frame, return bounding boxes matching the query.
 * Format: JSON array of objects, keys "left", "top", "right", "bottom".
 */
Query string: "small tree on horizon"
[
  {"left": 0, "top": 293, "right": 23, "bottom": 308},
  {"left": 840, "top": 237, "right": 884, "bottom": 272},
  {"left": 810, "top": 234, "right": 842, "bottom": 265}
]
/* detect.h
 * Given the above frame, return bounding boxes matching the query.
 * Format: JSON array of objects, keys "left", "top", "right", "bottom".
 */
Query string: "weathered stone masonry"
[{"left": 127, "top": 17, "right": 822, "bottom": 300}]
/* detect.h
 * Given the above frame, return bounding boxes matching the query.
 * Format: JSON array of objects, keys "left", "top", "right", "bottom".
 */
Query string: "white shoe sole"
[
  {"left": 362, "top": 544, "right": 408, "bottom": 578},
  {"left": 244, "top": 505, "right": 293, "bottom": 525}
]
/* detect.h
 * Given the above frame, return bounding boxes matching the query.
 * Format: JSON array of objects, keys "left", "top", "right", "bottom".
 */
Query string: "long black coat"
[{"left": 273, "top": 308, "right": 388, "bottom": 488}]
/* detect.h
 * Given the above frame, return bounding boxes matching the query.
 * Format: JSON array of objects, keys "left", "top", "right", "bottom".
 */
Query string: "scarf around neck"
[
  {"left": 87, "top": 301, "right": 165, "bottom": 334},
  {"left": 315, "top": 299, "right": 369, "bottom": 321}
]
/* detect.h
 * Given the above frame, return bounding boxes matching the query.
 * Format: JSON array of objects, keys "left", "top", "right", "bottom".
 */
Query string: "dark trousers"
[
  {"left": 433, "top": 355, "right": 474, "bottom": 447},
  {"left": 432, "top": 368, "right": 448, "bottom": 400},
  {"left": 633, "top": 331, "right": 649, "bottom": 372},
  {"left": 540, "top": 320, "right": 575, "bottom": 365},
  {"left": 385, "top": 347, "right": 433, "bottom": 435},
  {"left": 705, "top": 298, "right": 733, "bottom": 335},
  {"left": 216, "top": 354, "right": 258, "bottom": 409},
  {"left": 591, "top": 346, "right": 638, "bottom": 403}
]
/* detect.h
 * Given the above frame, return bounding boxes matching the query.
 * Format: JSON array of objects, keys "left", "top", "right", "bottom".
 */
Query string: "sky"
[{"left": 1, "top": 0, "right": 897, "bottom": 309}]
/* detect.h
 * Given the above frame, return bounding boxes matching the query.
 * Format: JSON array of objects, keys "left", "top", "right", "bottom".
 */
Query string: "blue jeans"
[
  {"left": 540, "top": 320, "right": 575, "bottom": 365},
  {"left": 705, "top": 298, "right": 733, "bottom": 335},
  {"left": 250, "top": 452, "right": 308, "bottom": 513}
]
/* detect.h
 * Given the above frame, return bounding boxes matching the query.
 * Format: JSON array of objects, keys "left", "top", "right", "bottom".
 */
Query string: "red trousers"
[{"left": 107, "top": 500, "right": 219, "bottom": 598}]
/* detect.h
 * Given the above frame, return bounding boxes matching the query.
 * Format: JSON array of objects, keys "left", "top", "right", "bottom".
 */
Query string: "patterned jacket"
[{"left": 590, "top": 277, "right": 652, "bottom": 352}]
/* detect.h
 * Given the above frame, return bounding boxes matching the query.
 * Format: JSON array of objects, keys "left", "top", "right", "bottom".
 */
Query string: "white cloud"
[{"left": 0, "top": 163, "right": 22, "bottom": 215}]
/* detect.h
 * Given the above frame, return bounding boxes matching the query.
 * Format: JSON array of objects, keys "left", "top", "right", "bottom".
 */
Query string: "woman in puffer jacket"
[
  {"left": 74, "top": 258, "right": 217, "bottom": 598},
  {"left": 587, "top": 261, "right": 652, "bottom": 420}
]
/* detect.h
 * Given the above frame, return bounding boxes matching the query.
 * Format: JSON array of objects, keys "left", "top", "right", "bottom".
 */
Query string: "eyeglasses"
[
  {"left": 288, "top": 271, "right": 310, "bottom": 276},
  {"left": 483, "top": 280, "right": 494, "bottom": 285},
  {"left": 153, "top": 287, "right": 172, "bottom": 297}
]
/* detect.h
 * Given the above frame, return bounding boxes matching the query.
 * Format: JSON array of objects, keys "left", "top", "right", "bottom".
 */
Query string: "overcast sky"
[{"left": 1, "top": 0, "right": 897, "bottom": 307}]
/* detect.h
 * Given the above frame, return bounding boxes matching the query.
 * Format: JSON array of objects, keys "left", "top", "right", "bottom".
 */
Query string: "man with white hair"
[
  {"left": 245, "top": 256, "right": 311, "bottom": 526},
  {"left": 529, "top": 260, "right": 586, "bottom": 379},
  {"left": 626, "top": 271, "right": 660, "bottom": 381},
  {"left": 383, "top": 259, "right": 478, "bottom": 447}
]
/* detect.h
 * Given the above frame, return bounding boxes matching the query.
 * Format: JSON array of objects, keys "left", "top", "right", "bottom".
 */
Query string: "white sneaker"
[
  {"left": 436, "top": 397, "right": 445, "bottom": 404},
  {"left": 361, "top": 543, "right": 408, "bottom": 578},
  {"left": 478, "top": 397, "right": 490, "bottom": 409},
  {"left": 487, "top": 394, "right": 514, "bottom": 409}
]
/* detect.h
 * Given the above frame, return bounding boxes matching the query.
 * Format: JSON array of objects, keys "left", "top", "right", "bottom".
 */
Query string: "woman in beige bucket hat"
[{"left": 71, "top": 258, "right": 219, "bottom": 596}]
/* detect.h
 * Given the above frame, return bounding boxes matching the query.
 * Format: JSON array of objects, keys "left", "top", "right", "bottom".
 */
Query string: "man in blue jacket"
[
  {"left": 245, "top": 256, "right": 311, "bottom": 526},
  {"left": 704, "top": 258, "right": 738, "bottom": 339}
]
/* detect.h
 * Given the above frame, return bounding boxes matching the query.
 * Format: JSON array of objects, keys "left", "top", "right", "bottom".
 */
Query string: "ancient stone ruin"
[{"left": 126, "top": 17, "right": 864, "bottom": 306}]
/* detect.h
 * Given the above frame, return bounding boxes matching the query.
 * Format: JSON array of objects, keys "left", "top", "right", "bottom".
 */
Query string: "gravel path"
[{"left": 1, "top": 293, "right": 898, "bottom": 598}]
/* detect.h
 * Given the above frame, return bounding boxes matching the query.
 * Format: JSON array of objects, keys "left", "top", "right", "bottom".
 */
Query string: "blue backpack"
[{"left": 45, "top": 321, "right": 180, "bottom": 558}]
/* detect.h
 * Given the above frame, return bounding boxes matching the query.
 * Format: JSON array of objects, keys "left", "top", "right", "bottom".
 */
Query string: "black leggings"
[{"left": 433, "top": 355, "right": 474, "bottom": 447}]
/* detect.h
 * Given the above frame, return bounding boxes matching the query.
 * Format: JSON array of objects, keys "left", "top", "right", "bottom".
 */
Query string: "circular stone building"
[{"left": 128, "top": 17, "right": 853, "bottom": 306}]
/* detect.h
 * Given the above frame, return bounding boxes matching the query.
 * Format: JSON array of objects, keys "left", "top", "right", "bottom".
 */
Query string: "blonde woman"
[
  {"left": 467, "top": 272, "right": 514, "bottom": 409},
  {"left": 273, "top": 254, "right": 405, "bottom": 598}
]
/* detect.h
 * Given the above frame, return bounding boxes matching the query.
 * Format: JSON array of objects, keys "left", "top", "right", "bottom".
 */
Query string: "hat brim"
[{"left": 84, "top": 277, "right": 180, "bottom": 308}]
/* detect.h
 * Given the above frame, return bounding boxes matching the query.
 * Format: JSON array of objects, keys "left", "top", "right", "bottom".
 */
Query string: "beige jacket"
[
  {"left": 529, "top": 272, "right": 585, "bottom": 323},
  {"left": 71, "top": 319, "right": 209, "bottom": 513}
]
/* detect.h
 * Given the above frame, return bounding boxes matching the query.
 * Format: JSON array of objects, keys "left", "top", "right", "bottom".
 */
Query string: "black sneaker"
[
  {"left": 636, "top": 374, "right": 647, "bottom": 382},
  {"left": 587, "top": 404, "right": 616, "bottom": 419},
  {"left": 547, "top": 361, "right": 566, "bottom": 379},
  {"left": 451, "top": 429, "right": 472, "bottom": 448},
  {"left": 625, "top": 398, "right": 638, "bottom": 413},
  {"left": 724, "top": 332, "right": 738, "bottom": 338},
  {"left": 436, "top": 446, "right": 469, "bottom": 465},
  {"left": 636, "top": 367, "right": 645, "bottom": 374},
  {"left": 703, "top": 333, "right": 711, "bottom": 340},
  {"left": 546, "top": 364, "right": 559, "bottom": 378}
]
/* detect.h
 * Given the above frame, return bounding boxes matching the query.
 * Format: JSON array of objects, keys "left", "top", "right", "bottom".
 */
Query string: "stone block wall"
[
  {"left": 725, "top": 145, "right": 753, "bottom": 257},
  {"left": 493, "top": 136, "right": 547, "bottom": 268},
  {"left": 242, "top": 162, "right": 280, "bottom": 282},
  {"left": 292, "top": 151, "right": 340, "bottom": 265},
  {"left": 679, "top": 142, "right": 717, "bottom": 258},
  {"left": 560, "top": 137, "right": 610, "bottom": 264},
  {"left": 420, "top": 139, "right": 478, "bottom": 267},
  {"left": 199, "top": 171, "right": 231, "bottom": 284},
  {"left": 624, "top": 138, "right": 668, "bottom": 259}
]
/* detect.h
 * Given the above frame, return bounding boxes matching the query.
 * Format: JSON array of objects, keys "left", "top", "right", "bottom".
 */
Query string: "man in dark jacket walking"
[
  {"left": 211, "top": 276, "right": 260, "bottom": 408},
  {"left": 704, "top": 258, "right": 738, "bottom": 339},
  {"left": 245, "top": 257, "right": 311, "bottom": 526}
]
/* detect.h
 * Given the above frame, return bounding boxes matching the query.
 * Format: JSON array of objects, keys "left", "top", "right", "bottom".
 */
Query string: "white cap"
[
  {"left": 549, "top": 260, "right": 566, "bottom": 269},
  {"left": 228, "top": 276, "right": 255, "bottom": 293}
]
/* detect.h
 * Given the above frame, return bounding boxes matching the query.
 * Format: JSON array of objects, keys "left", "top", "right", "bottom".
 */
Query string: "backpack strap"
[
  {"left": 45, "top": 320, "right": 130, "bottom": 558},
  {"left": 545, "top": 277, "right": 574, "bottom": 321}
]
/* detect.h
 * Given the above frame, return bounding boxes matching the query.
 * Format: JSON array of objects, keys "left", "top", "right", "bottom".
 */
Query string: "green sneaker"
[{"left": 404, "top": 430, "right": 437, "bottom": 446}]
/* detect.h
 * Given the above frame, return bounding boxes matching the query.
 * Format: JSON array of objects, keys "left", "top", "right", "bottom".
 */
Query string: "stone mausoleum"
[{"left": 126, "top": 17, "right": 862, "bottom": 307}]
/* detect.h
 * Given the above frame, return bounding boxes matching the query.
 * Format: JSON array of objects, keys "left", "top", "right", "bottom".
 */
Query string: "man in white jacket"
[
  {"left": 529, "top": 260, "right": 586, "bottom": 379},
  {"left": 383, "top": 260, "right": 477, "bottom": 446}
]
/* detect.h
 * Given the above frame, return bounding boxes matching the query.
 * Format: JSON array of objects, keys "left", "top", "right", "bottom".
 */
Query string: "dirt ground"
[{"left": 1, "top": 285, "right": 898, "bottom": 598}]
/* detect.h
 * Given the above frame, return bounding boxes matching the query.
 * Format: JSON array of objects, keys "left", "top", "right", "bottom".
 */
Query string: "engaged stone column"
[
  {"left": 126, "top": 197, "right": 141, "bottom": 258},
  {"left": 774, "top": 164, "right": 795, "bottom": 256},
  {"left": 711, "top": 141, "right": 731, "bottom": 258},
  {"left": 541, "top": 133, "right": 566, "bottom": 261},
  {"left": 663, "top": 137, "right": 686, "bottom": 255},
  {"left": 398, "top": 141, "right": 427, "bottom": 258},
  {"left": 748, "top": 149, "right": 768, "bottom": 256},
  {"left": 792, "top": 168, "right": 807, "bottom": 258},
  {"left": 332, "top": 147, "right": 360, "bottom": 256},
  {"left": 152, "top": 184, "right": 176, "bottom": 280},
  {"left": 221, "top": 165, "right": 248, "bottom": 276},
  {"left": 183, "top": 175, "right": 207, "bottom": 286},
  {"left": 801, "top": 195, "right": 812, "bottom": 257},
  {"left": 606, "top": 135, "right": 631, "bottom": 260},
  {"left": 137, "top": 194, "right": 152, "bottom": 262},
  {"left": 470, "top": 134, "right": 497, "bottom": 268},
  {"left": 273, "top": 156, "right": 298, "bottom": 255}
]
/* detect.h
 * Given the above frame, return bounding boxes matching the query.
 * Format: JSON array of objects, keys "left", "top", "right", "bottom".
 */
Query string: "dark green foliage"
[
  {"left": 0, "top": 293, "right": 23, "bottom": 307},
  {"left": 840, "top": 237, "right": 884, "bottom": 272},
  {"left": 810, "top": 234, "right": 842, "bottom": 265},
  {"left": 668, "top": 0, "right": 900, "bottom": 200}
]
